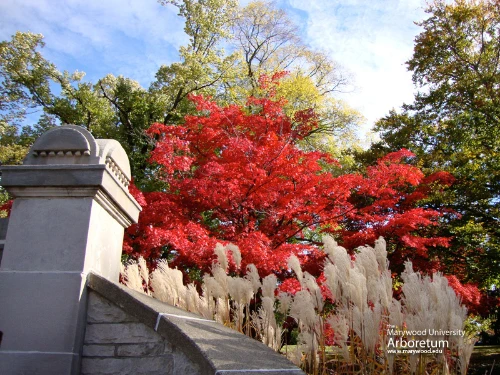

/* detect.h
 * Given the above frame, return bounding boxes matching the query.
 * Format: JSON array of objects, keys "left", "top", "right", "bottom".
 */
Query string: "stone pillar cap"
[
  {"left": 24, "top": 125, "right": 131, "bottom": 188},
  {"left": 2, "top": 125, "right": 141, "bottom": 226}
]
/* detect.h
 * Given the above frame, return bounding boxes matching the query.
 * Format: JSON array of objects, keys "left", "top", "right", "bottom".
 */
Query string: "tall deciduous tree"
[
  {"left": 229, "top": 1, "right": 356, "bottom": 138},
  {"left": 124, "top": 86, "right": 453, "bottom": 286},
  {"left": 153, "top": 0, "right": 240, "bottom": 124},
  {"left": 360, "top": 0, "right": 500, "bottom": 286}
]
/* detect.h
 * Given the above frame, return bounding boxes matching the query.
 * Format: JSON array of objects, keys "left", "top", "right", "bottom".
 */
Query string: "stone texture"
[
  {"left": 96, "top": 139, "right": 132, "bottom": 181},
  {"left": 84, "top": 200, "right": 127, "bottom": 280},
  {"left": 0, "top": 271, "right": 85, "bottom": 352},
  {"left": 82, "top": 292, "right": 174, "bottom": 375},
  {"left": 0, "top": 352, "right": 79, "bottom": 375},
  {"left": 81, "top": 357, "right": 173, "bottom": 375},
  {"left": 0, "top": 197, "right": 93, "bottom": 272},
  {"left": 87, "top": 292, "right": 137, "bottom": 323},
  {"left": 115, "top": 342, "right": 166, "bottom": 357},
  {"left": 0, "top": 218, "right": 6, "bottom": 266},
  {"left": 86, "top": 273, "right": 305, "bottom": 375},
  {"left": 85, "top": 323, "right": 162, "bottom": 345},
  {"left": 172, "top": 349, "right": 201, "bottom": 375},
  {"left": 25, "top": 125, "right": 98, "bottom": 166},
  {"left": 0, "top": 218, "right": 8, "bottom": 240}
]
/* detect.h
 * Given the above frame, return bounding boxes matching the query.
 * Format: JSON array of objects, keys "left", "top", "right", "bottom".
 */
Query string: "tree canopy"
[
  {"left": 360, "top": 0, "right": 500, "bottom": 287},
  {"left": 124, "top": 85, "right": 455, "bottom": 291}
]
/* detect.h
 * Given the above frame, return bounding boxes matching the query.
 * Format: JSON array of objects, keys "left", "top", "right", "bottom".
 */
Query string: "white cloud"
[
  {"left": 287, "top": 0, "right": 427, "bottom": 140},
  {"left": 0, "top": 0, "right": 188, "bottom": 85}
]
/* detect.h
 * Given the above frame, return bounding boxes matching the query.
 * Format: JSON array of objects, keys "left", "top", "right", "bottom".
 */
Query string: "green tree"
[
  {"left": 0, "top": 32, "right": 163, "bottom": 187},
  {"left": 153, "top": 0, "right": 240, "bottom": 124},
  {"left": 228, "top": 0, "right": 361, "bottom": 160},
  {"left": 361, "top": 0, "right": 500, "bottom": 286}
]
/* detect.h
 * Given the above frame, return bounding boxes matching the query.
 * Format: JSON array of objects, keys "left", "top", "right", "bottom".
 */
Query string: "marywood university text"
[{"left": 386, "top": 325, "right": 466, "bottom": 354}]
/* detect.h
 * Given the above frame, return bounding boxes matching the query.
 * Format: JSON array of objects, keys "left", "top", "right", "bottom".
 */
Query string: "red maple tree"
[{"left": 124, "top": 86, "right": 454, "bottom": 283}]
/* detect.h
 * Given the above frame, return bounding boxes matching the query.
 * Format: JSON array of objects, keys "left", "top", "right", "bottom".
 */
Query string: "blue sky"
[{"left": 0, "top": 0, "right": 427, "bottom": 139}]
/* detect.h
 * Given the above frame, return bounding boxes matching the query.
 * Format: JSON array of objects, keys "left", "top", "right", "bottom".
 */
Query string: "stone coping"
[{"left": 87, "top": 272, "right": 305, "bottom": 375}]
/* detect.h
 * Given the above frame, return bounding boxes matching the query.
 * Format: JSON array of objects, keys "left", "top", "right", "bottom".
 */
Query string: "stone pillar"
[{"left": 0, "top": 125, "right": 141, "bottom": 374}]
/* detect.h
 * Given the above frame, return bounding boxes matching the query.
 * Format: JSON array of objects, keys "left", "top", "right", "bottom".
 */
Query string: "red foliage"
[
  {"left": 445, "top": 275, "right": 487, "bottom": 315},
  {"left": 128, "top": 180, "right": 147, "bottom": 207},
  {"left": 335, "top": 150, "right": 453, "bottom": 272},
  {"left": 279, "top": 278, "right": 302, "bottom": 295},
  {"left": 124, "top": 93, "right": 453, "bottom": 282}
]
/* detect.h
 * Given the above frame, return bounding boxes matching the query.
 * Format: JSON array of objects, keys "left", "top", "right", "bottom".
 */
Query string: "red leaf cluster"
[
  {"left": 445, "top": 275, "right": 491, "bottom": 315},
  {"left": 124, "top": 94, "right": 453, "bottom": 282}
]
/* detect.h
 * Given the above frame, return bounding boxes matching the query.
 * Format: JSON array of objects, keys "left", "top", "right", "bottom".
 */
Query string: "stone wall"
[
  {"left": 82, "top": 291, "right": 197, "bottom": 375},
  {"left": 86, "top": 272, "right": 305, "bottom": 375}
]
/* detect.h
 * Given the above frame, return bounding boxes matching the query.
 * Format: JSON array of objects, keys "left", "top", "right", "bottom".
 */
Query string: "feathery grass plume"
[
  {"left": 214, "top": 243, "right": 229, "bottom": 271},
  {"left": 185, "top": 283, "right": 202, "bottom": 314},
  {"left": 121, "top": 258, "right": 149, "bottom": 294},
  {"left": 226, "top": 243, "right": 242, "bottom": 269},
  {"left": 228, "top": 276, "right": 254, "bottom": 306},
  {"left": 323, "top": 263, "right": 339, "bottom": 301},
  {"left": 303, "top": 272, "right": 323, "bottom": 311},
  {"left": 297, "top": 330, "right": 319, "bottom": 373},
  {"left": 325, "top": 237, "right": 350, "bottom": 286},
  {"left": 228, "top": 276, "right": 254, "bottom": 332},
  {"left": 210, "top": 260, "right": 231, "bottom": 324},
  {"left": 138, "top": 257, "right": 150, "bottom": 288},
  {"left": 252, "top": 296, "right": 282, "bottom": 350},
  {"left": 401, "top": 261, "right": 474, "bottom": 374},
  {"left": 322, "top": 235, "right": 341, "bottom": 264},
  {"left": 458, "top": 339, "right": 475, "bottom": 375},
  {"left": 387, "top": 352, "right": 396, "bottom": 375},
  {"left": 277, "top": 292, "right": 292, "bottom": 315},
  {"left": 409, "top": 354, "right": 418, "bottom": 374},
  {"left": 354, "top": 245, "right": 379, "bottom": 280},
  {"left": 379, "top": 268, "right": 393, "bottom": 308},
  {"left": 260, "top": 282, "right": 282, "bottom": 348},
  {"left": 262, "top": 274, "right": 277, "bottom": 299},
  {"left": 120, "top": 239, "right": 475, "bottom": 375},
  {"left": 212, "top": 263, "right": 229, "bottom": 294},
  {"left": 345, "top": 267, "right": 367, "bottom": 311},
  {"left": 289, "top": 288, "right": 320, "bottom": 372},
  {"left": 327, "top": 315, "right": 350, "bottom": 360},
  {"left": 351, "top": 304, "right": 363, "bottom": 342},
  {"left": 203, "top": 273, "right": 226, "bottom": 301},
  {"left": 215, "top": 296, "right": 230, "bottom": 324},
  {"left": 289, "top": 290, "right": 318, "bottom": 329},
  {"left": 245, "top": 263, "right": 262, "bottom": 294},
  {"left": 362, "top": 302, "right": 381, "bottom": 353},
  {"left": 287, "top": 254, "right": 303, "bottom": 281},
  {"left": 367, "top": 275, "right": 382, "bottom": 307},
  {"left": 373, "top": 236, "right": 388, "bottom": 269},
  {"left": 150, "top": 259, "right": 186, "bottom": 307},
  {"left": 198, "top": 284, "right": 216, "bottom": 319},
  {"left": 388, "top": 299, "right": 404, "bottom": 328},
  {"left": 289, "top": 344, "right": 304, "bottom": 367}
]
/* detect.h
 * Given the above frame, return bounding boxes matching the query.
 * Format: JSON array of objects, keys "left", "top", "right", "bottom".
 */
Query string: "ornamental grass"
[{"left": 122, "top": 236, "right": 475, "bottom": 375}]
